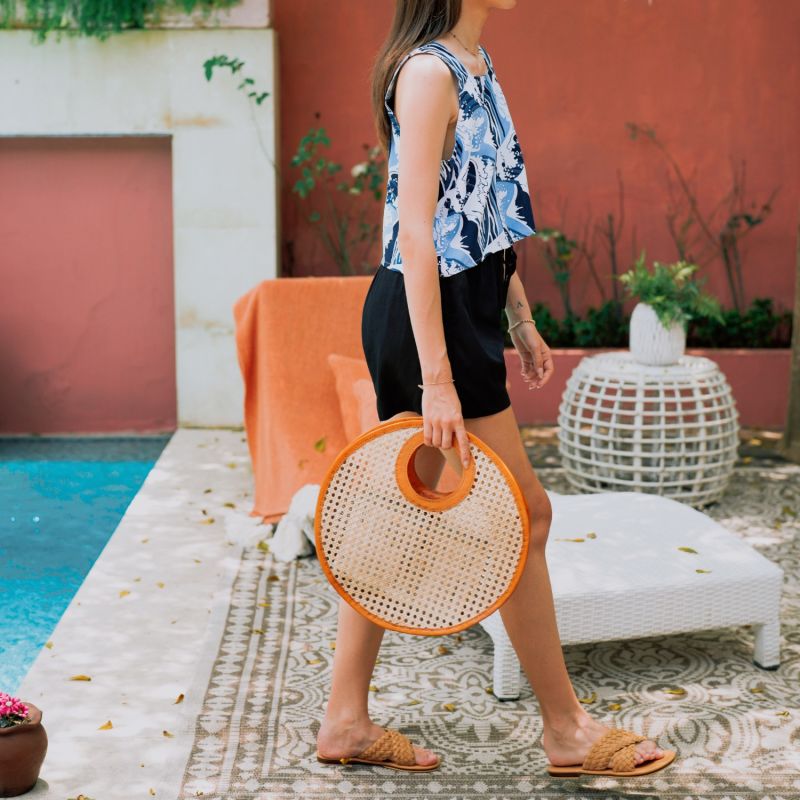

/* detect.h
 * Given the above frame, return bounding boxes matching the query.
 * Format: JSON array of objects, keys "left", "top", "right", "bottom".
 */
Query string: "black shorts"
[{"left": 361, "top": 246, "right": 517, "bottom": 421}]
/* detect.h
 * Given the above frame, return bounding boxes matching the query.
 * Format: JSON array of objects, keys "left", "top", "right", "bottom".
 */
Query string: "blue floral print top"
[{"left": 380, "top": 40, "right": 537, "bottom": 278}]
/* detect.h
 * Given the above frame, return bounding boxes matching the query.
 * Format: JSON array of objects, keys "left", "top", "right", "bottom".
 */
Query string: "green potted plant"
[
  {"left": 0, "top": 692, "right": 47, "bottom": 797},
  {"left": 618, "top": 252, "right": 724, "bottom": 365}
]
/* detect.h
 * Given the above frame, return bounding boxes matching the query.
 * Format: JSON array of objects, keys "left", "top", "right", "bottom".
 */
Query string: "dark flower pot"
[{"left": 0, "top": 702, "right": 47, "bottom": 797}]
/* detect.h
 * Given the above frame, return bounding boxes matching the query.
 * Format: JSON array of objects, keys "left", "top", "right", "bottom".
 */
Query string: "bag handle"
[{"left": 394, "top": 428, "right": 476, "bottom": 512}]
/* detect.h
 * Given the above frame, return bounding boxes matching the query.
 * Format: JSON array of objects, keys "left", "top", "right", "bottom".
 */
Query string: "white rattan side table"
[{"left": 557, "top": 351, "right": 740, "bottom": 507}]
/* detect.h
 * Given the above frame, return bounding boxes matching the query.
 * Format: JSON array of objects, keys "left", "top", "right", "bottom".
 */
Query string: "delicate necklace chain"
[{"left": 448, "top": 29, "right": 480, "bottom": 59}]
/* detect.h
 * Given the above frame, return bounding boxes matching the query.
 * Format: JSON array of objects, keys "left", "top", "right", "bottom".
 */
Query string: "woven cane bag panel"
[{"left": 316, "top": 420, "right": 529, "bottom": 634}]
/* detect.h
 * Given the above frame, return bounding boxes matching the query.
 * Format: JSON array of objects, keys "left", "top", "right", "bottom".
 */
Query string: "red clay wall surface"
[
  {"left": 273, "top": 0, "right": 799, "bottom": 319},
  {"left": 0, "top": 136, "right": 177, "bottom": 434}
]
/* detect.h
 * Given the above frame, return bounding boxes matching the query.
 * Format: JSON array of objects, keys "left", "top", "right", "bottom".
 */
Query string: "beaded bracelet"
[
  {"left": 508, "top": 318, "right": 537, "bottom": 332},
  {"left": 417, "top": 378, "right": 455, "bottom": 389}
]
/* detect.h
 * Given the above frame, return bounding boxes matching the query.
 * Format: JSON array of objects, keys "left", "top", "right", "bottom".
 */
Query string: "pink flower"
[{"left": 0, "top": 691, "right": 29, "bottom": 721}]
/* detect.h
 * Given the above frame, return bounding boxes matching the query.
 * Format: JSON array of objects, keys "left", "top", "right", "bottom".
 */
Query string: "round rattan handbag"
[{"left": 314, "top": 416, "right": 530, "bottom": 635}]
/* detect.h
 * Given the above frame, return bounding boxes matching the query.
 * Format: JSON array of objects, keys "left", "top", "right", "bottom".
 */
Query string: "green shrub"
[
  {"left": 686, "top": 298, "right": 793, "bottom": 348},
  {"left": 503, "top": 296, "right": 790, "bottom": 349}
]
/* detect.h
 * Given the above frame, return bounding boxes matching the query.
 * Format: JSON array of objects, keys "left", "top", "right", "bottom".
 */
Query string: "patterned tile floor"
[{"left": 172, "top": 426, "right": 799, "bottom": 800}]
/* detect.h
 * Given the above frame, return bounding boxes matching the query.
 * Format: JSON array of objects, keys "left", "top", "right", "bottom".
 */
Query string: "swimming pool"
[{"left": 0, "top": 436, "right": 171, "bottom": 693}]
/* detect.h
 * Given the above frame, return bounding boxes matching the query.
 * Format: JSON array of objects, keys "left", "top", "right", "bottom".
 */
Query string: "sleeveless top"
[{"left": 380, "top": 40, "right": 537, "bottom": 278}]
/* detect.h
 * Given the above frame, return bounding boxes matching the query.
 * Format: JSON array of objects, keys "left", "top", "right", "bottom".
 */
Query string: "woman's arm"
[
  {"left": 505, "top": 271, "right": 554, "bottom": 388},
  {"left": 393, "top": 54, "right": 471, "bottom": 468},
  {"left": 505, "top": 272, "right": 532, "bottom": 325}
]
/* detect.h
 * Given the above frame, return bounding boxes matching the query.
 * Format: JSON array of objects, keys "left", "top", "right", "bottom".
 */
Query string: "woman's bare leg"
[
  {"left": 441, "top": 403, "right": 664, "bottom": 767},
  {"left": 316, "top": 411, "right": 441, "bottom": 765}
]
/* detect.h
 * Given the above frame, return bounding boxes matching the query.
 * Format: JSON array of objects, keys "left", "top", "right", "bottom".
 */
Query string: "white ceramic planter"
[{"left": 629, "top": 302, "right": 686, "bottom": 365}]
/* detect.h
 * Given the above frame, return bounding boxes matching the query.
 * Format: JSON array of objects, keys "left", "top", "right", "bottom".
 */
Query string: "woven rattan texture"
[
  {"left": 558, "top": 352, "right": 739, "bottom": 507},
  {"left": 318, "top": 427, "right": 525, "bottom": 632}
]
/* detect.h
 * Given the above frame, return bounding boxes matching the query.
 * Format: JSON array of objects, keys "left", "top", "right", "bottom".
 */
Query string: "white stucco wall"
[{"left": 0, "top": 9, "right": 277, "bottom": 427}]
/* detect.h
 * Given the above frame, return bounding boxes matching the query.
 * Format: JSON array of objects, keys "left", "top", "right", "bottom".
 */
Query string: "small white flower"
[{"left": 351, "top": 162, "right": 368, "bottom": 177}]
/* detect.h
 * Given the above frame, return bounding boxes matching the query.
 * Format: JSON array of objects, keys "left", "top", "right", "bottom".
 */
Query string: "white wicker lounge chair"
[{"left": 478, "top": 490, "right": 784, "bottom": 700}]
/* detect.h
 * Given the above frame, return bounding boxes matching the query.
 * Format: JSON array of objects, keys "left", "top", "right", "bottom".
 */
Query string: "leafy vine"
[{"left": 0, "top": 0, "right": 241, "bottom": 41}]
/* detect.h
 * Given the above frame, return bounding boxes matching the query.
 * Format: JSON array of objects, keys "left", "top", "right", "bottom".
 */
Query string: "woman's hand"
[
  {"left": 509, "top": 322, "right": 554, "bottom": 390},
  {"left": 421, "top": 382, "right": 471, "bottom": 470}
]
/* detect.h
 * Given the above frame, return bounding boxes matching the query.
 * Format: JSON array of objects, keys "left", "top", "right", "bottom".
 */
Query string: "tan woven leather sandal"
[
  {"left": 316, "top": 726, "right": 441, "bottom": 772},
  {"left": 547, "top": 726, "right": 676, "bottom": 777}
]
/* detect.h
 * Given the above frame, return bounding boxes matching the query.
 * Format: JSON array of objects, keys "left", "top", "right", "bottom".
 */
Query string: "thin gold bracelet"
[
  {"left": 508, "top": 318, "right": 536, "bottom": 332},
  {"left": 417, "top": 378, "right": 455, "bottom": 389}
]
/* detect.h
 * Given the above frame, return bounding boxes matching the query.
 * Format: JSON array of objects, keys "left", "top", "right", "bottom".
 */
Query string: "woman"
[{"left": 316, "top": 0, "right": 677, "bottom": 778}]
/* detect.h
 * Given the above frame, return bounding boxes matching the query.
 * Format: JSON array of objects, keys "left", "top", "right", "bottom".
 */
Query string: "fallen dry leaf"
[
  {"left": 678, "top": 547, "right": 698, "bottom": 554},
  {"left": 163, "top": 730, "right": 174, "bottom": 738},
  {"left": 174, "top": 693, "right": 185, "bottom": 704},
  {"left": 252, "top": 628, "right": 264, "bottom": 635},
  {"left": 437, "top": 645, "right": 450, "bottom": 655},
  {"left": 98, "top": 720, "right": 113, "bottom": 730},
  {"left": 329, "top": 642, "right": 337, "bottom": 650},
  {"left": 314, "top": 437, "right": 327, "bottom": 453},
  {"left": 134, "top": 577, "right": 142, "bottom": 582},
  {"left": 741, "top": 456, "right": 752, "bottom": 464},
  {"left": 407, "top": 699, "right": 421, "bottom": 706},
  {"left": 224, "top": 502, "right": 236, "bottom": 509},
  {"left": 586, "top": 532, "right": 597, "bottom": 539},
  {"left": 664, "top": 688, "right": 686, "bottom": 696},
  {"left": 257, "top": 540, "right": 270, "bottom": 553},
  {"left": 149, "top": 790, "right": 156, "bottom": 797},
  {"left": 268, "top": 575, "right": 280, "bottom": 582},
  {"left": 257, "top": 601, "right": 270, "bottom": 608},
  {"left": 442, "top": 703, "right": 457, "bottom": 712},
  {"left": 201, "top": 508, "right": 209, "bottom": 516},
  {"left": 44, "top": 641, "right": 53, "bottom": 649},
  {"left": 776, "top": 710, "right": 791, "bottom": 718},
  {"left": 119, "top": 590, "right": 130, "bottom": 598},
  {"left": 695, "top": 569, "right": 712, "bottom": 574},
  {"left": 369, "top": 684, "right": 379, "bottom": 692},
  {"left": 226, "top": 462, "right": 237, "bottom": 469},
  {"left": 69, "top": 674, "right": 92, "bottom": 681},
  {"left": 781, "top": 505, "right": 797, "bottom": 518},
  {"left": 200, "top": 518, "right": 215, "bottom": 525},
  {"left": 141, "top": 538, "right": 149, "bottom": 544},
  {"left": 203, "top": 488, "right": 213, "bottom": 494},
  {"left": 578, "top": 692, "right": 597, "bottom": 704},
  {"left": 485, "top": 686, "right": 494, "bottom": 695},
  {"left": 556, "top": 537, "right": 585, "bottom": 543},
  {"left": 749, "top": 686, "right": 765, "bottom": 694},
  {"left": 608, "top": 702, "right": 622, "bottom": 711},
  {"left": 156, "top": 582, "right": 165, "bottom": 588}
]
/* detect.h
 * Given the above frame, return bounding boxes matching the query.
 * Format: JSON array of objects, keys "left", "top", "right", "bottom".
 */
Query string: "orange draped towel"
[{"left": 233, "top": 276, "right": 373, "bottom": 523}]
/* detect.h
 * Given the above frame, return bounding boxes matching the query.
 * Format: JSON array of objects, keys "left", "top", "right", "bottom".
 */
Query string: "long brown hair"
[{"left": 371, "top": 0, "right": 462, "bottom": 155}]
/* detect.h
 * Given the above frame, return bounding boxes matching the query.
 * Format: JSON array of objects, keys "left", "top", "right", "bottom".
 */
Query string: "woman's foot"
[
  {"left": 541, "top": 711, "right": 665, "bottom": 768},
  {"left": 317, "top": 715, "right": 439, "bottom": 767}
]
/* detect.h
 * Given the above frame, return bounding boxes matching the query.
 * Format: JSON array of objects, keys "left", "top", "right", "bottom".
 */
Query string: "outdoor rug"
[{"left": 173, "top": 460, "right": 799, "bottom": 800}]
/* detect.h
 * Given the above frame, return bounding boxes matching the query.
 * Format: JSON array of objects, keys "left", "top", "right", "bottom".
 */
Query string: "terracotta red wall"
[
  {"left": 0, "top": 136, "right": 176, "bottom": 434},
  {"left": 273, "top": 0, "right": 799, "bottom": 318}
]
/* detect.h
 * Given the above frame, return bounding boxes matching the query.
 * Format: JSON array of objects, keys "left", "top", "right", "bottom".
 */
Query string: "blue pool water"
[{"left": 0, "top": 436, "right": 170, "bottom": 694}]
